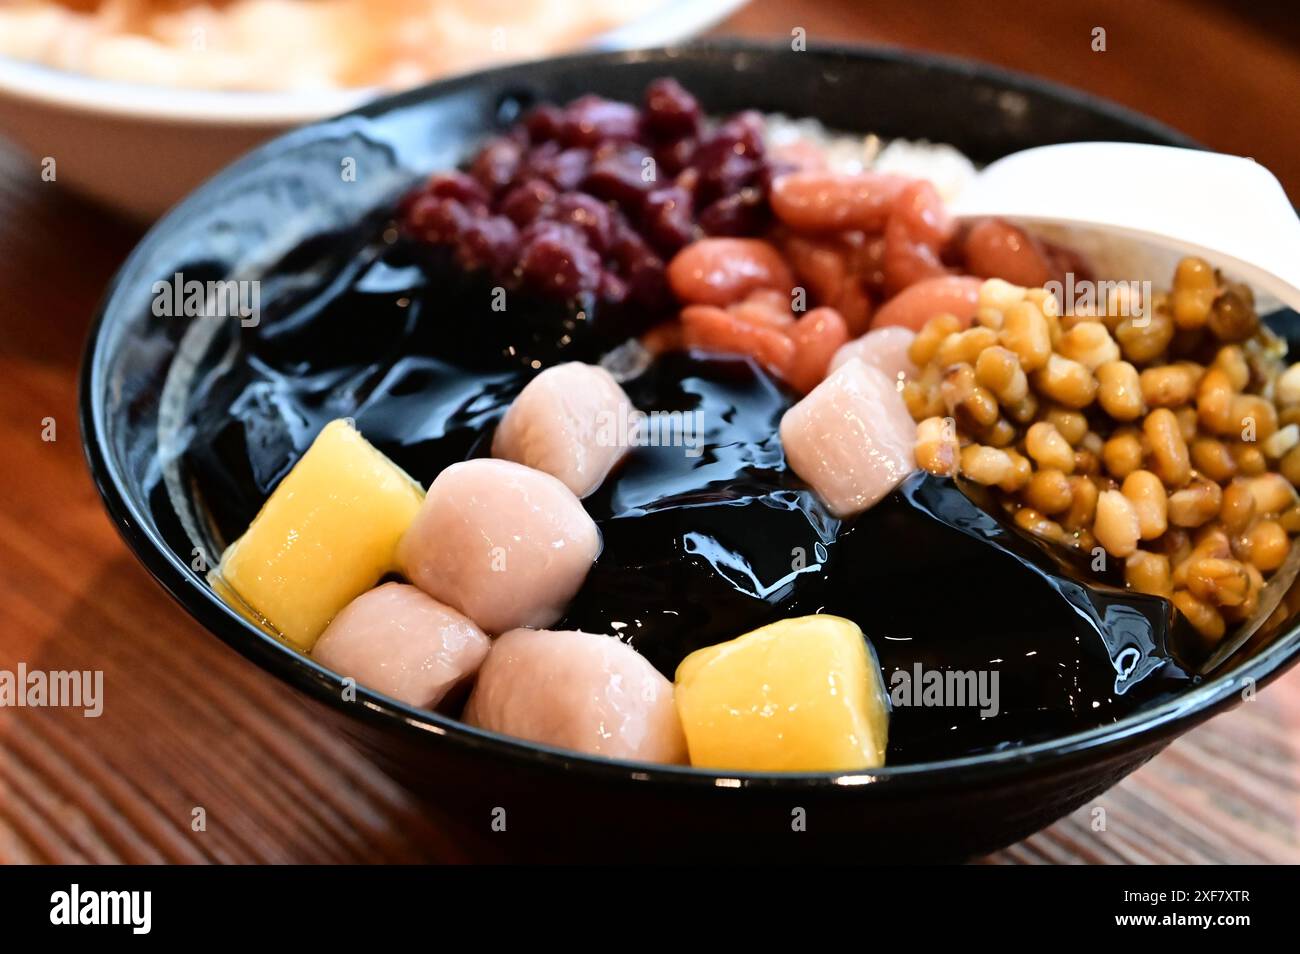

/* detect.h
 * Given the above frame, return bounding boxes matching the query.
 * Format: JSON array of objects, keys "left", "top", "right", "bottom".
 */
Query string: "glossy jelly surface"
[{"left": 177, "top": 229, "right": 1197, "bottom": 764}]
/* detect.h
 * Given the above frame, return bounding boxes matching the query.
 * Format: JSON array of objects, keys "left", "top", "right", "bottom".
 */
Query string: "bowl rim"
[
  {"left": 0, "top": 0, "right": 748, "bottom": 126},
  {"left": 80, "top": 39, "right": 1300, "bottom": 792},
  {"left": 0, "top": 53, "right": 371, "bottom": 125}
]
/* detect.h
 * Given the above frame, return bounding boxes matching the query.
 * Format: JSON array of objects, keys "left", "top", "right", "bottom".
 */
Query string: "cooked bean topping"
[
  {"left": 401, "top": 79, "right": 776, "bottom": 311},
  {"left": 910, "top": 257, "right": 1297, "bottom": 641}
]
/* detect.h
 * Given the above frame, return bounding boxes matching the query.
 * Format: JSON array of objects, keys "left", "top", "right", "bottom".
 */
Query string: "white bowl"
[{"left": 0, "top": 0, "right": 746, "bottom": 220}]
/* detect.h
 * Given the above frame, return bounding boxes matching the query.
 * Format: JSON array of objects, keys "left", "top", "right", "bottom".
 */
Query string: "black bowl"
[{"left": 80, "top": 42, "right": 1300, "bottom": 862}]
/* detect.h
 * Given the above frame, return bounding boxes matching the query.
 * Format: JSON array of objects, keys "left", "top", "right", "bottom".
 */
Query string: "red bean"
[
  {"left": 697, "top": 190, "right": 767, "bottom": 237},
  {"left": 402, "top": 81, "right": 780, "bottom": 314},
  {"left": 523, "top": 104, "right": 564, "bottom": 143},
  {"left": 582, "top": 144, "right": 654, "bottom": 212},
  {"left": 469, "top": 138, "right": 523, "bottom": 194},
  {"left": 685, "top": 111, "right": 766, "bottom": 206},
  {"left": 692, "top": 147, "right": 763, "bottom": 207},
  {"left": 518, "top": 223, "right": 602, "bottom": 298},
  {"left": 454, "top": 215, "right": 519, "bottom": 273},
  {"left": 706, "top": 111, "right": 765, "bottom": 158},
  {"left": 421, "top": 171, "right": 489, "bottom": 206},
  {"left": 549, "top": 193, "right": 614, "bottom": 254},
  {"left": 499, "top": 179, "right": 557, "bottom": 226},
  {"left": 643, "top": 78, "right": 701, "bottom": 139},
  {"left": 641, "top": 187, "right": 696, "bottom": 253},
  {"left": 610, "top": 226, "right": 668, "bottom": 310},
  {"left": 872, "top": 275, "right": 981, "bottom": 331},
  {"left": 561, "top": 95, "right": 642, "bottom": 146},
  {"left": 405, "top": 195, "right": 473, "bottom": 245},
  {"left": 526, "top": 144, "right": 590, "bottom": 191}
]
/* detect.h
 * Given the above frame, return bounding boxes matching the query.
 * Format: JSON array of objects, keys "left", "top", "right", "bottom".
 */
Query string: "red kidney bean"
[
  {"left": 872, "top": 275, "right": 981, "bottom": 331},
  {"left": 782, "top": 234, "right": 848, "bottom": 305},
  {"left": 730, "top": 288, "right": 795, "bottom": 328},
  {"left": 962, "top": 218, "right": 1054, "bottom": 287},
  {"left": 770, "top": 171, "right": 911, "bottom": 232},
  {"left": 854, "top": 233, "right": 889, "bottom": 296},
  {"left": 667, "top": 238, "right": 794, "bottom": 307},
  {"left": 680, "top": 304, "right": 797, "bottom": 377},
  {"left": 655, "top": 136, "right": 696, "bottom": 176},
  {"left": 780, "top": 235, "right": 874, "bottom": 335},
  {"left": 883, "top": 180, "right": 955, "bottom": 294},
  {"left": 787, "top": 307, "right": 851, "bottom": 393},
  {"left": 831, "top": 280, "right": 874, "bottom": 336}
]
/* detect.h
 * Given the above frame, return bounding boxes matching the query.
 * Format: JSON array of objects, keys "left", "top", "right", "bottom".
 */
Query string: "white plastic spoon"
[{"left": 948, "top": 142, "right": 1300, "bottom": 312}]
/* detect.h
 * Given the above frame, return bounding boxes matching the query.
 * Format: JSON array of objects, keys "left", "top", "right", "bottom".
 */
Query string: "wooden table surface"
[{"left": 1, "top": 0, "right": 1298, "bottom": 864}]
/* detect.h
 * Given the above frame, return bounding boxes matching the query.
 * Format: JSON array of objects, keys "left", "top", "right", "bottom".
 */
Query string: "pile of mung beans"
[{"left": 908, "top": 257, "right": 1300, "bottom": 642}]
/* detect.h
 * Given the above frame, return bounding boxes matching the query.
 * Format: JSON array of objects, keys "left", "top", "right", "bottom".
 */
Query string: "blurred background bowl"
[{"left": 0, "top": 0, "right": 747, "bottom": 220}]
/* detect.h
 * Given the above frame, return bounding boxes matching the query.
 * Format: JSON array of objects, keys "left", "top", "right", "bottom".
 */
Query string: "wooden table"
[{"left": 1, "top": 0, "right": 1297, "bottom": 864}]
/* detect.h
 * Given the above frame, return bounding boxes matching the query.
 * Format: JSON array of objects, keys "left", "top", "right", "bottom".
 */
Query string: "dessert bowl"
[{"left": 79, "top": 42, "right": 1300, "bottom": 862}]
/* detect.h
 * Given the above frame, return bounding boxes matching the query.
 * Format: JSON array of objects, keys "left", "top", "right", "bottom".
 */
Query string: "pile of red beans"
[
  {"left": 401, "top": 76, "right": 1092, "bottom": 397},
  {"left": 400, "top": 79, "right": 778, "bottom": 311}
]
